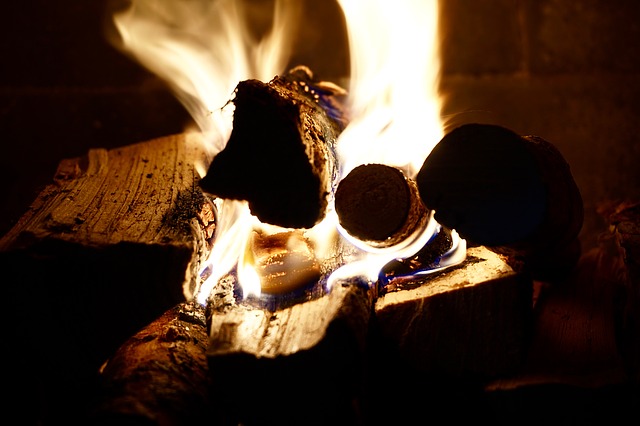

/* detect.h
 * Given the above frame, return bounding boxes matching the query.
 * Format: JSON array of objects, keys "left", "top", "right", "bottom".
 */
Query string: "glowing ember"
[{"left": 111, "top": 0, "right": 466, "bottom": 305}]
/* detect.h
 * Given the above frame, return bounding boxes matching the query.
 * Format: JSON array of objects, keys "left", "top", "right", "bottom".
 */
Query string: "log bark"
[
  {"left": 0, "top": 133, "right": 214, "bottom": 424},
  {"left": 91, "top": 302, "right": 213, "bottom": 426},
  {"left": 334, "top": 163, "right": 428, "bottom": 248},
  {"left": 416, "top": 123, "right": 584, "bottom": 281},
  {"left": 198, "top": 65, "right": 347, "bottom": 229}
]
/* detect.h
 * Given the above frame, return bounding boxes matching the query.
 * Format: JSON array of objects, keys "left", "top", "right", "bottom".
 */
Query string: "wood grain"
[
  {"left": 373, "top": 245, "right": 533, "bottom": 378},
  {"left": 0, "top": 132, "right": 214, "bottom": 424}
]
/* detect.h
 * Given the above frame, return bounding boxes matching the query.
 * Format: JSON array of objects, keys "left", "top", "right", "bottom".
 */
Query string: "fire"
[
  {"left": 336, "top": 0, "right": 444, "bottom": 178},
  {"left": 112, "top": 0, "right": 301, "bottom": 157},
  {"left": 111, "top": 0, "right": 465, "bottom": 305}
]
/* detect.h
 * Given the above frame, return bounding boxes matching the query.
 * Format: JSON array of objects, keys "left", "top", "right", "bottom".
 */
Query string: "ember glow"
[{"left": 112, "top": 0, "right": 466, "bottom": 305}]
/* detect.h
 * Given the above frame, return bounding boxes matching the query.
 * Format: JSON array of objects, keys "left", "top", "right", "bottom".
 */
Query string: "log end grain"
[{"left": 335, "top": 163, "right": 428, "bottom": 248}]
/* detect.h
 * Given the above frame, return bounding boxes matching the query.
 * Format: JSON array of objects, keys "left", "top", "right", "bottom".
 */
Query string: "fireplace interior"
[{"left": 1, "top": 1, "right": 639, "bottom": 425}]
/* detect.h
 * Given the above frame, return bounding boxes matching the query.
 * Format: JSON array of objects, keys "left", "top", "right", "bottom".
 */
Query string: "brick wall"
[
  {"left": 2, "top": 0, "right": 639, "bottom": 251},
  {"left": 439, "top": 0, "right": 640, "bottom": 250}
]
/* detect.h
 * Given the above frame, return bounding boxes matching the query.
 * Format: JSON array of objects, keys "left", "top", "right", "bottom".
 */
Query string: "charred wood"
[
  {"left": 416, "top": 123, "right": 584, "bottom": 281},
  {"left": 199, "top": 65, "right": 347, "bottom": 229}
]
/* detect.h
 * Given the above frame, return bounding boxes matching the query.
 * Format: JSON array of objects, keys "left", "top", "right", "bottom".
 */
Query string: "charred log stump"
[
  {"left": 0, "top": 133, "right": 214, "bottom": 424},
  {"left": 199, "top": 65, "right": 347, "bottom": 229},
  {"left": 416, "top": 123, "right": 584, "bottom": 282}
]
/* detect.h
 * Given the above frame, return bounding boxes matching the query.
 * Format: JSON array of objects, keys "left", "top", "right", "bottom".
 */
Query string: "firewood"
[
  {"left": 371, "top": 245, "right": 533, "bottom": 379},
  {"left": 416, "top": 123, "right": 584, "bottom": 281},
  {"left": 334, "top": 163, "right": 428, "bottom": 248},
  {"left": 484, "top": 245, "right": 629, "bottom": 396},
  {"left": 604, "top": 200, "right": 640, "bottom": 382},
  {"left": 0, "top": 133, "right": 215, "bottom": 424},
  {"left": 198, "top": 65, "right": 347, "bottom": 229},
  {"left": 204, "top": 272, "right": 372, "bottom": 426},
  {"left": 91, "top": 302, "right": 213, "bottom": 425}
]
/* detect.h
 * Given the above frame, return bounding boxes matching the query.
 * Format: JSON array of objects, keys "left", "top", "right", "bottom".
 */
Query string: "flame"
[
  {"left": 336, "top": 0, "right": 443, "bottom": 178},
  {"left": 327, "top": 0, "right": 456, "bottom": 284},
  {"left": 112, "top": 0, "right": 464, "bottom": 304},
  {"left": 112, "top": 0, "right": 301, "bottom": 158}
]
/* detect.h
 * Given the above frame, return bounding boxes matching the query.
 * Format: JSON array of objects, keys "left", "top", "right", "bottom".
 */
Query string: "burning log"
[
  {"left": 371, "top": 245, "right": 533, "bottom": 379},
  {"left": 334, "top": 163, "right": 429, "bottom": 248},
  {"left": 0, "top": 133, "right": 215, "bottom": 424},
  {"left": 91, "top": 302, "right": 213, "bottom": 425},
  {"left": 204, "top": 271, "right": 372, "bottom": 425},
  {"left": 199, "top": 65, "right": 347, "bottom": 229},
  {"left": 416, "top": 123, "right": 584, "bottom": 281}
]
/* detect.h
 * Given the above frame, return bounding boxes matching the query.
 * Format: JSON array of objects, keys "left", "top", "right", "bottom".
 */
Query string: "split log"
[
  {"left": 199, "top": 65, "right": 347, "bottom": 229},
  {"left": 91, "top": 302, "right": 213, "bottom": 425},
  {"left": 334, "top": 163, "right": 428, "bottom": 248},
  {"left": 204, "top": 272, "right": 372, "bottom": 426},
  {"left": 371, "top": 245, "right": 533, "bottom": 379},
  {"left": 416, "top": 123, "right": 584, "bottom": 281},
  {"left": 0, "top": 133, "right": 214, "bottom": 424},
  {"left": 484, "top": 246, "right": 630, "bottom": 400}
]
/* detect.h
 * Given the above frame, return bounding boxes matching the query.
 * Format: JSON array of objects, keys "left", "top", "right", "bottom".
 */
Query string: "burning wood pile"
[
  {"left": 1, "top": 0, "right": 610, "bottom": 424},
  {"left": 0, "top": 65, "right": 584, "bottom": 425}
]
